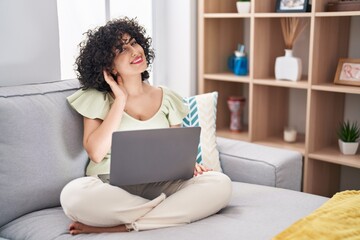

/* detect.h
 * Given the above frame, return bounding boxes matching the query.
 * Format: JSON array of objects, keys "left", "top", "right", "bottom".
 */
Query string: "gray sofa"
[{"left": 0, "top": 79, "right": 328, "bottom": 240}]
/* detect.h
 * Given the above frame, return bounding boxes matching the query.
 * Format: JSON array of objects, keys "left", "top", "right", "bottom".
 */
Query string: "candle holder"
[{"left": 284, "top": 127, "right": 297, "bottom": 143}]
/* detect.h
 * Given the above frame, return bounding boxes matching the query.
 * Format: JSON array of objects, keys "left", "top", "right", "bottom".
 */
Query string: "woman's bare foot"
[{"left": 69, "top": 221, "right": 130, "bottom": 235}]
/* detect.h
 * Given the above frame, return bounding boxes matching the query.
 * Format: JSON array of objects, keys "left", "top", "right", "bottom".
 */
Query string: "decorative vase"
[
  {"left": 227, "top": 96, "right": 246, "bottom": 132},
  {"left": 236, "top": 2, "right": 251, "bottom": 13},
  {"left": 338, "top": 139, "right": 359, "bottom": 155},
  {"left": 275, "top": 49, "right": 302, "bottom": 81}
]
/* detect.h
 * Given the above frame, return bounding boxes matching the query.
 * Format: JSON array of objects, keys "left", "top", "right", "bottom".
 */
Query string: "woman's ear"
[
  {"left": 111, "top": 69, "right": 118, "bottom": 78},
  {"left": 110, "top": 72, "right": 117, "bottom": 80}
]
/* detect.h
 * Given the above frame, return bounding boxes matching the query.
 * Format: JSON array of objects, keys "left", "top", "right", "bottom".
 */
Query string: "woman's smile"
[{"left": 131, "top": 56, "right": 143, "bottom": 64}]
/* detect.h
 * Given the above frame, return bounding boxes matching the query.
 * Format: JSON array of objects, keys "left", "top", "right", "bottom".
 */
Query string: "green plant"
[
  {"left": 338, "top": 120, "right": 360, "bottom": 142},
  {"left": 238, "top": 0, "right": 250, "bottom": 2}
]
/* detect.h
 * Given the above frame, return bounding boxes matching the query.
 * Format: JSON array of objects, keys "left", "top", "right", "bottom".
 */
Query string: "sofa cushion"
[
  {"left": 183, "top": 92, "right": 221, "bottom": 172},
  {"left": 0, "top": 79, "right": 88, "bottom": 227},
  {"left": 217, "top": 137, "right": 302, "bottom": 191},
  {"left": 0, "top": 182, "right": 328, "bottom": 240}
]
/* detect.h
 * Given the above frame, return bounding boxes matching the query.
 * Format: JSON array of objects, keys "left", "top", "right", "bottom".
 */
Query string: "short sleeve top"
[{"left": 67, "top": 86, "right": 189, "bottom": 176}]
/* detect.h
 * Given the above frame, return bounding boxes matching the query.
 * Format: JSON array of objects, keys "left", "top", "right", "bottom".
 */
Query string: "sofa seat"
[{"left": 0, "top": 182, "right": 327, "bottom": 240}]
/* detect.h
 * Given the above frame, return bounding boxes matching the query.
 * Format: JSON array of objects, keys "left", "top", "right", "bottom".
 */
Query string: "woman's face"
[{"left": 112, "top": 33, "right": 148, "bottom": 78}]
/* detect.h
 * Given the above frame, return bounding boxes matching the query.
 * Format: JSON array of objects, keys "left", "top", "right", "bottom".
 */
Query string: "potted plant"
[
  {"left": 338, "top": 120, "right": 360, "bottom": 155},
  {"left": 237, "top": 0, "right": 251, "bottom": 14}
]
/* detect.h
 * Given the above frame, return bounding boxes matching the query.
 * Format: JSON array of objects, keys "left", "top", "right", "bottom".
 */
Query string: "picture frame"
[
  {"left": 275, "top": 0, "right": 309, "bottom": 12},
  {"left": 334, "top": 58, "right": 360, "bottom": 87}
]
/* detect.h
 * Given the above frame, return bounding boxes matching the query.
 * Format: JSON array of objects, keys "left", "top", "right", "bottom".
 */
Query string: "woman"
[{"left": 60, "top": 17, "right": 232, "bottom": 235}]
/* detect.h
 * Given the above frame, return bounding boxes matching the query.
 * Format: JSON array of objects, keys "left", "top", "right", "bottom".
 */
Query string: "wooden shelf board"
[
  {"left": 204, "top": 13, "right": 251, "bottom": 18},
  {"left": 312, "top": 83, "right": 360, "bottom": 94},
  {"left": 254, "top": 13, "right": 312, "bottom": 18},
  {"left": 216, "top": 128, "right": 249, "bottom": 141},
  {"left": 204, "top": 73, "right": 250, "bottom": 83},
  {"left": 316, "top": 11, "right": 360, "bottom": 17},
  {"left": 253, "top": 79, "right": 309, "bottom": 89},
  {"left": 309, "top": 146, "right": 360, "bottom": 169},
  {"left": 253, "top": 135, "right": 306, "bottom": 155}
]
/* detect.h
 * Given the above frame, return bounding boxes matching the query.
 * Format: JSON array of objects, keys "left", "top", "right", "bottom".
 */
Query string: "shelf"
[
  {"left": 204, "top": 73, "right": 250, "bottom": 83},
  {"left": 254, "top": 13, "right": 312, "bottom": 18},
  {"left": 309, "top": 146, "right": 360, "bottom": 169},
  {"left": 253, "top": 135, "right": 306, "bottom": 155},
  {"left": 312, "top": 83, "right": 360, "bottom": 94},
  {"left": 217, "top": 128, "right": 249, "bottom": 141},
  {"left": 204, "top": 13, "right": 251, "bottom": 18},
  {"left": 199, "top": 0, "right": 360, "bottom": 197},
  {"left": 315, "top": 11, "right": 360, "bottom": 17},
  {"left": 253, "top": 79, "right": 309, "bottom": 89}
]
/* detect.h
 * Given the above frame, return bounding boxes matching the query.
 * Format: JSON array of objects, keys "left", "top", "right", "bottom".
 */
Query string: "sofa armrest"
[{"left": 217, "top": 137, "right": 302, "bottom": 191}]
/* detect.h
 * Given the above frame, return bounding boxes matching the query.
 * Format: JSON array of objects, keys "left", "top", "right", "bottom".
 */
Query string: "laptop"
[{"left": 105, "top": 127, "right": 201, "bottom": 187}]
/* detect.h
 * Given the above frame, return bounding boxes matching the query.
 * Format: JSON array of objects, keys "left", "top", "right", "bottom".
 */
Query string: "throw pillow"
[{"left": 183, "top": 92, "right": 222, "bottom": 172}]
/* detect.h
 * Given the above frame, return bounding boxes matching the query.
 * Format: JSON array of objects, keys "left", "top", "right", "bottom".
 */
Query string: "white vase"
[
  {"left": 275, "top": 49, "right": 302, "bottom": 81},
  {"left": 338, "top": 139, "right": 359, "bottom": 155},
  {"left": 236, "top": 2, "right": 251, "bottom": 13}
]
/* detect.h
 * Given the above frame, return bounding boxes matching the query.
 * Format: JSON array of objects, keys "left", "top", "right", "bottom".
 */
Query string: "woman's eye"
[
  {"left": 119, "top": 48, "right": 127, "bottom": 54},
  {"left": 115, "top": 46, "right": 124, "bottom": 54},
  {"left": 131, "top": 41, "right": 137, "bottom": 46}
]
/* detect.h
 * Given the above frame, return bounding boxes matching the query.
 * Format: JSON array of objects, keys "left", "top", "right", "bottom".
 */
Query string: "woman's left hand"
[{"left": 194, "top": 163, "right": 212, "bottom": 176}]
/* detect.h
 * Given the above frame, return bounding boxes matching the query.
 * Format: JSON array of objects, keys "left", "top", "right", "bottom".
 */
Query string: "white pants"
[{"left": 60, "top": 171, "right": 232, "bottom": 231}]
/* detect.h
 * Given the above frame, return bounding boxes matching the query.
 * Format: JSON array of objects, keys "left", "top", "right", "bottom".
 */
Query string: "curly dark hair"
[{"left": 75, "top": 17, "right": 155, "bottom": 92}]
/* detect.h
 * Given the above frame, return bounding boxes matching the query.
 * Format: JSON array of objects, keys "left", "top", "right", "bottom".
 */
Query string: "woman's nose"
[{"left": 129, "top": 46, "right": 138, "bottom": 57}]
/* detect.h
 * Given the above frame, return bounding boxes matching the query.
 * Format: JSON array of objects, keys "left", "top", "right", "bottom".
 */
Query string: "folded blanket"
[{"left": 274, "top": 190, "right": 360, "bottom": 239}]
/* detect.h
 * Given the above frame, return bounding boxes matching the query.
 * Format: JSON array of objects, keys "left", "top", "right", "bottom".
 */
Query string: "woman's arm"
[
  {"left": 83, "top": 71, "right": 128, "bottom": 163},
  {"left": 83, "top": 99, "right": 125, "bottom": 163}
]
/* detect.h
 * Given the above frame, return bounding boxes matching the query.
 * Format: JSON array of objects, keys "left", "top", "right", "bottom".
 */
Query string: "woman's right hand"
[{"left": 103, "top": 70, "right": 128, "bottom": 101}]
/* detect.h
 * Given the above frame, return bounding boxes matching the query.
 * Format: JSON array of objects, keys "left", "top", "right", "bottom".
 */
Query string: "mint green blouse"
[{"left": 67, "top": 86, "right": 189, "bottom": 176}]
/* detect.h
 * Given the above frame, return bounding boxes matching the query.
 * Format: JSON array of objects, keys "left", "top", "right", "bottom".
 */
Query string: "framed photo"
[
  {"left": 334, "top": 58, "right": 360, "bottom": 87},
  {"left": 276, "top": 0, "right": 309, "bottom": 12}
]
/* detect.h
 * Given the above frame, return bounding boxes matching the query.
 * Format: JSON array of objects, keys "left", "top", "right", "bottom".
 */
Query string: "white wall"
[
  {"left": 57, "top": 0, "right": 106, "bottom": 81},
  {"left": 0, "top": 0, "right": 61, "bottom": 86},
  {"left": 152, "top": 0, "right": 197, "bottom": 97}
]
